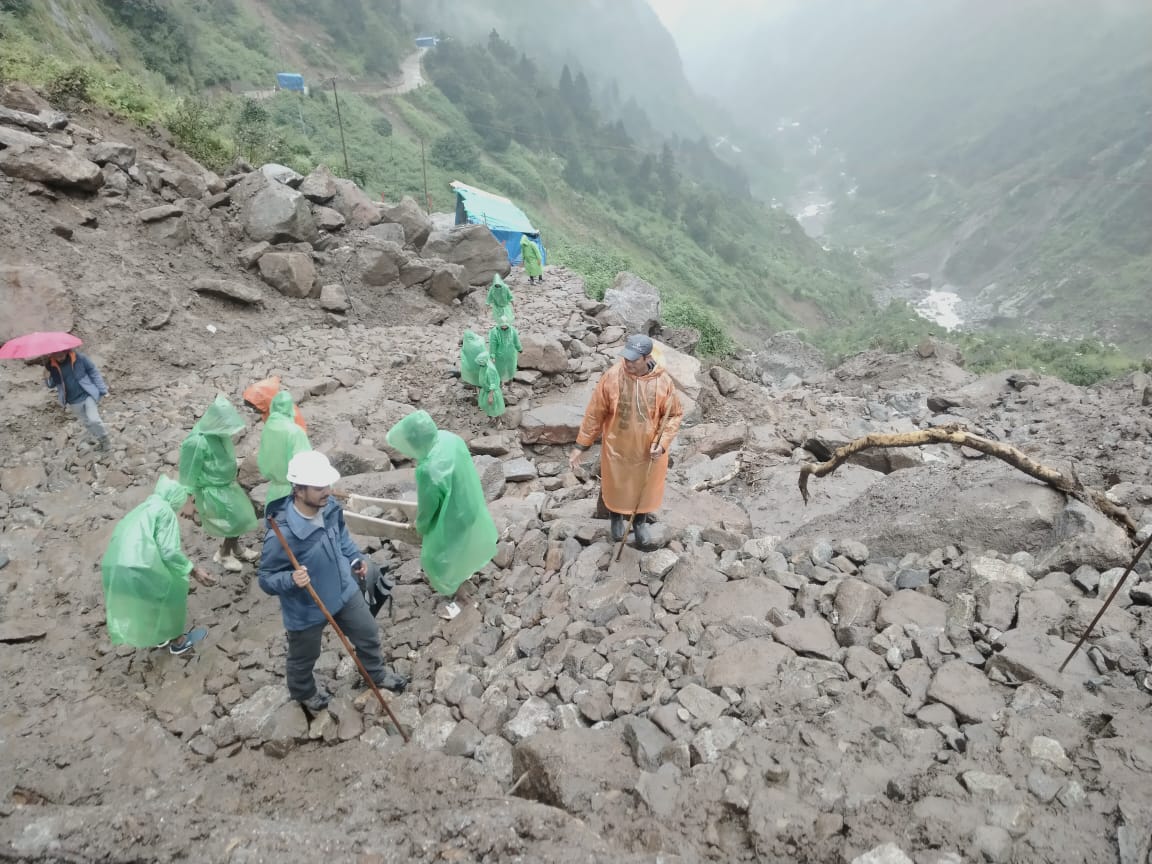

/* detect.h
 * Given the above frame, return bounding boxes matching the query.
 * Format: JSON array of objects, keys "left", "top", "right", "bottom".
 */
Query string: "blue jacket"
[
  {"left": 46, "top": 352, "right": 108, "bottom": 406},
  {"left": 258, "top": 495, "right": 363, "bottom": 631}
]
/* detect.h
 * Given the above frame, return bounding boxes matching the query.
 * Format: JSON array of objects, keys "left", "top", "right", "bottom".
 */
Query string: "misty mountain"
[{"left": 666, "top": 0, "right": 1152, "bottom": 347}]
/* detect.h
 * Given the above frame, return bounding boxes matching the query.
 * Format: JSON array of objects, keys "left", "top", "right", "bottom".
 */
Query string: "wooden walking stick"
[
  {"left": 268, "top": 517, "right": 410, "bottom": 743},
  {"left": 614, "top": 415, "right": 670, "bottom": 562},
  {"left": 1059, "top": 532, "right": 1152, "bottom": 673}
]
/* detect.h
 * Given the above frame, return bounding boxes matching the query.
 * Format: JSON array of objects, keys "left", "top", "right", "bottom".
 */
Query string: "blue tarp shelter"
[
  {"left": 276, "top": 73, "right": 305, "bottom": 92},
  {"left": 415, "top": 36, "right": 439, "bottom": 48},
  {"left": 451, "top": 181, "right": 545, "bottom": 266}
]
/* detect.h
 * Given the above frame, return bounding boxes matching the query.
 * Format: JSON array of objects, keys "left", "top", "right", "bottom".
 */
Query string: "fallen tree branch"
[{"left": 798, "top": 423, "right": 1138, "bottom": 538}]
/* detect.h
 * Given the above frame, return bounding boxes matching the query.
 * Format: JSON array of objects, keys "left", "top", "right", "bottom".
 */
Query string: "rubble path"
[{"left": 2, "top": 96, "right": 1152, "bottom": 863}]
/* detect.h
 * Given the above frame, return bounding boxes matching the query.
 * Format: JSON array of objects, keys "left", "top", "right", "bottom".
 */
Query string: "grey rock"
[
  {"left": 421, "top": 223, "right": 511, "bottom": 286},
  {"left": 772, "top": 616, "right": 840, "bottom": 660},
  {"left": 973, "top": 825, "right": 1013, "bottom": 863},
  {"left": 86, "top": 141, "right": 136, "bottom": 171},
  {"left": 298, "top": 164, "right": 338, "bottom": 203},
  {"left": 192, "top": 278, "right": 263, "bottom": 305},
  {"left": 676, "top": 683, "right": 728, "bottom": 722},
  {"left": 636, "top": 763, "right": 681, "bottom": 817},
  {"left": 622, "top": 715, "right": 671, "bottom": 770},
  {"left": 360, "top": 243, "right": 404, "bottom": 287},
  {"left": 851, "top": 843, "right": 914, "bottom": 864},
  {"left": 1, "top": 145, "right": 104, "bottom": 191},
  {"left": 230, "top": 684, "right": 291, "bottom": 739},
  {"left": 503, "top": 696, "right": 554, "bottom": 743},
  {"left": 519, "top": 334, "right": 569, "bottom": 374},
  {"left": 319, "top": 283, "right": 348, "bottom": 313},
  {"left": 426, "top": 262, "right": 470, "bottom": 304},
  {"left": 704, "top": 639, "right": 795, "bottom": 689},
  {"left": 927, "top": 660, "right": 1006, "bottom": 723},
  {"left": 503, "top": 457, "right": 537, "bottom": 482},
  {"left": 238, "top": 173, "right": 317, "bottom": 243},
  {"left": 604, "top": 271, "right": 661, "bottom": 332},
  {"left": 381, "top": 195, "right": 432, "bottom": 247},
  {"left": 258, "top": 251, "right": 316, "bottom": 298}
]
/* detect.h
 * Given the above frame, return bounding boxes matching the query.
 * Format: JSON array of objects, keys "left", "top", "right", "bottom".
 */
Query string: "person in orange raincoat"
[
  {"left": 242, "top": 377, "right": 307, "bottom": 432},
  {"left": 568, "top": 334, "right": 683, "bottom": 549}
]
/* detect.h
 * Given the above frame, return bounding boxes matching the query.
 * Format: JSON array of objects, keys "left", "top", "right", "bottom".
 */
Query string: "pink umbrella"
[{"left": 0, "top": 331, "right": 83, "bottom": 360}]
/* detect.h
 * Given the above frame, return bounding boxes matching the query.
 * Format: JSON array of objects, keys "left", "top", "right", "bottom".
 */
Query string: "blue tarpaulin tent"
[
  {"left": 415, "top": 36, "right": 439, "bottom": 48},
  {"left": 276, "top": 73, "right": 305, "bottom": 92},
  {"left": 451, "top": 181, "right": 545, "bottom": 266}
]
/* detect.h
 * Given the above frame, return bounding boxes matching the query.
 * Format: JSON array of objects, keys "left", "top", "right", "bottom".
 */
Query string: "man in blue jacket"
[
  {"left": 44, "top": 350, "right": 110, "bottom": 449},
  {"left": 258, "top": 451, "right": 407, "bottom": 712}
]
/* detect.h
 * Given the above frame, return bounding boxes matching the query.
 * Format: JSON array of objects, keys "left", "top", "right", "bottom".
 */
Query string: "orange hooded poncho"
[
  {"left": 575, "top": 359, "right": 683, "bottom": 515},
  {"left": 242, "top": 377, "right": 306, "bottom": 432}
]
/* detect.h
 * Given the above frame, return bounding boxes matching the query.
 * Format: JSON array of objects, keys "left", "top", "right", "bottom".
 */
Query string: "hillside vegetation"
[
  {"left": 671, "top": 0, "right": 1152, "bottom": 350},
  {"left": 0, "top": 0, "right": 1141, "bottom": 381}
]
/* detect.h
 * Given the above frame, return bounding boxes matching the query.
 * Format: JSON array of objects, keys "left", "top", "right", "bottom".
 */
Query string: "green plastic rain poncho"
[
  {"left": 459, "top": 329, "right": 487, "bottom": 387},
  {"left": 486, "top": 275, "right": 513, "bottom": 312},
  {"left": 488, "top": 322, "right": 522, "bottom": 383},
  {"left": 101, "top": 476, "right": 193, "bottom": 647},
  {"left": 386, "top": 410, "right": 497, "bottom": 596},
  {"left": 475, "top": 351, "right": 505, "bottom": 418},
  {"left": 257, "top": 390, "right": 311, "bottom": 503},
  {"left": 178, "top": 394, "right": 258, "bottom": 538},
  {"left": 520, "top": 235, "right": 543, "bottom": 278}
]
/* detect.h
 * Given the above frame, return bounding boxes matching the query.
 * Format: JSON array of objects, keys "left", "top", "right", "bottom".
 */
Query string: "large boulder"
[
  {"left": 381, "top": 195, "right": 433, "bottom": 248},
  {"left": 257, "top": 251, "right": 316, "bottom": 298},
  {"left": 426, "top": 262, "right": 469, "bottom": 305},
  {"left": 331, "top": 178, "right": 382, "bottom": 228},
  {"left": 421, "top": 224, "right": 512, "bottom": 286},
  {"left": 604, "top": 272, "right": 661, "bottom": 332},
  {"left": 192, "top": 278, "right": 263, "bottom": 306},
  {"left": 520, "top": 402, "right": 587, "bottom": 445},
  {"left": 85, "top": 142, "right": 136, "bottom": 172},
  {"left": 360, "top": 242, "right": 405, "bottom": 287},
  {"left": 654, "top": 339, "right": 703, "bottom": 400},
  {"left": 0, "top": 145, "right": 103, "bottom": 192},
  {"left": 787, "top": 460, "right": 1070, "bottom": 560},
  {"left": 513, "top": 728, "right": 637, "bottom": 814},
  {"left": 237, "top": 173, "right": 318, "bottom": 244},
  {"left": 0, "top": 266, "right": 73, "bottom": 343},
  {"left": 367, "top": 223, "right": 406, "bottom": 246},
  {"left": 298, "top": 164, "right": 338, "bottom": 202},
  {"left": 519, "top": 334, "right": 569, "bottom": 374}
]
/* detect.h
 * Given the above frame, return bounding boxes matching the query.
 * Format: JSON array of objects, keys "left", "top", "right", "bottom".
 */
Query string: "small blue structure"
[
  {"left": 275, "top": 73, "right": 305, "bottom": 92},
  {"left": 415, "top": 36, "right": 439, "bottom": 48},
  {"left": 451, "top": 181, "right": 545, "bottom": 266}
]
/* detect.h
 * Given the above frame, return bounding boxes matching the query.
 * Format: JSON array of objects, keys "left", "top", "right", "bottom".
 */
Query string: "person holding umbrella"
[{"left": 0, "top": 331, "right": 109, "bottom": 450}]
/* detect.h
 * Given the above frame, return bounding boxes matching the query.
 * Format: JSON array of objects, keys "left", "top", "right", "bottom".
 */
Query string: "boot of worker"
[
  {"left": 632, "top": 517, "right": 655, "bottom": 550},
  {"left": 610, "top": 512, "right": 626, "bottom": 543}
]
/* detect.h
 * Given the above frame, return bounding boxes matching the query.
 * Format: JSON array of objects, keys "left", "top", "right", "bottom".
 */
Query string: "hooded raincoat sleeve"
[
  {"left": 257, "top": 391, "right": 312, "bottom": 503},
  {"left": 101, "top": 476, "right": 192, "bottom": 647}
]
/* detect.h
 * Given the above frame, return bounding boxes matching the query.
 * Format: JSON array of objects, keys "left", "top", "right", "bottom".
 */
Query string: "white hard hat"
[{"left": 286, "top": 451, "right": 340, "bottom": 487}]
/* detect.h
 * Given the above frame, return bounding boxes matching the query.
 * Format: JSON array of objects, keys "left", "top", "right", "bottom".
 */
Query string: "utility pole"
[
  {"left": 330, "top": 77, "right": 351, "bottom": 179},
  {"left": 420, "top": 136, "right": 430, "bottom": 211}
]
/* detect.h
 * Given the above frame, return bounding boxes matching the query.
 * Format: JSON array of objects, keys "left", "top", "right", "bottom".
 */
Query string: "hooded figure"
[
  {"left": 486, "top": 275, "right": 513, "bottom": 312},
  {"left": 475, "top": 351, "right": 505, "bottom": 418},
  {"left": 101, "top": 476, "right": 195, "bottom": 647},
  {"left": 386, "top": 411, "right": 497, "bottom": 598},
  {"left": 488, "top": 309, "right": 522, "bottom": 384},
  {"left": 243, "top": 376, "right": 307, "bottom": 431},
  {"left": 178, "top": 394, "right": 258, "bottom": 540},
  {"left": 520, "top": 235, "right": 543, "bottom": 282},
  {"left": 459, "top": 330, "right": 487, "bottom": 387},
  {"left": 257, "top": 390, "right": 312, "bottom": 503}
]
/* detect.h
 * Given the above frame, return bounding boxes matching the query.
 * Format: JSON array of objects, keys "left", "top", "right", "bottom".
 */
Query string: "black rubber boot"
[{"left": 610, "top": 512, "right": 626, "bottom": 542}]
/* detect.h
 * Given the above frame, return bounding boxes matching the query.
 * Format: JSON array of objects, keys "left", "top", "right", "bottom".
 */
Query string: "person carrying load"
[
  {"left": 386, "top": 411, "right": 497, "bottom": 619},
  {"left": 257, "top": 390, "right": 312, "bottom": 504},
  {"left": 101, "top": 476, "right": 216, "bottom": 655}
]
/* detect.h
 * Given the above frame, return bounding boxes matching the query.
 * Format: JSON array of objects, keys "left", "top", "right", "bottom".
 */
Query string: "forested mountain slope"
[{"left": 666, "top": 0, "right": 1152, "bottom": 348}]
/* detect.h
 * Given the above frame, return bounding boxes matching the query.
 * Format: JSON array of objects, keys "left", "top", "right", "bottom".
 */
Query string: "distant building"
[
  {"left": 275, "top": 73, "right": 306, "bottom": 93},
  {"left": 414, "top": 36, "right": 439, "bottom": 48}
]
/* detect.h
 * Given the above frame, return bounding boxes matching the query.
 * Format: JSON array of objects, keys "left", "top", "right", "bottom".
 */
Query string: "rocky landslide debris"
[{"left": 2, "top": 81, "right": 1152, "bottom": 864}]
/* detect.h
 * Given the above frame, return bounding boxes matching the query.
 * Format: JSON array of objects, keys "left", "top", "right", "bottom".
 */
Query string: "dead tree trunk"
[{"left": 797, "top": 424, "right": 1137, "bottom": 538}]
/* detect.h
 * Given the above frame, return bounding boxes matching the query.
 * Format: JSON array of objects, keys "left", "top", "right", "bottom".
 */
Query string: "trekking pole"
[
  {"left": 1059, "top": 532, "right": 1152, "bottom": 673},
  {"left": 268, "top": 517, "right": 409, "bottom": 743},
  {"left": 614, "top": 416, "right": 669, "bottom": 562}
]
